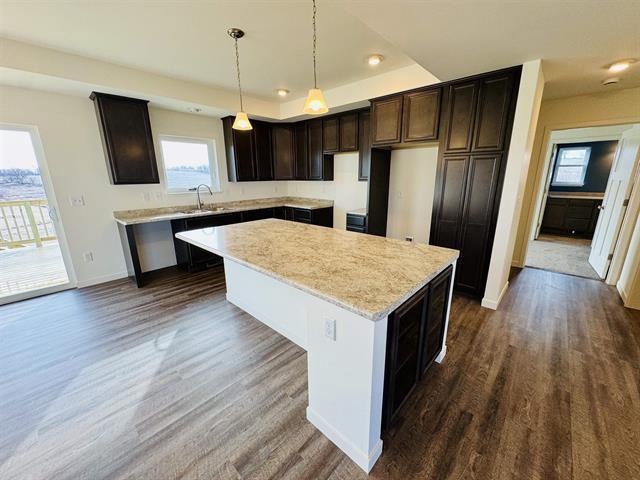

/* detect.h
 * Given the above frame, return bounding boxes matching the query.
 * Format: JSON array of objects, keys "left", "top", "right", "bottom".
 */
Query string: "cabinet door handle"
[{"left": 597, "top": 205, "right": 604, "bottom": 211}]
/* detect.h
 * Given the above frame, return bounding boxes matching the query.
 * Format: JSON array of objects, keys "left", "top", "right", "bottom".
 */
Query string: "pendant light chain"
[
  {"left": 312, "top": 0, "right": 317, "bottom": 89},
  {"left": 234, "top": 37, "right": 244, "bottom": 112}
]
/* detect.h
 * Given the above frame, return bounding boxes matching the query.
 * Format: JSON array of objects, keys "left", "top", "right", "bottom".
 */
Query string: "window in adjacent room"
[
  {"left": 158, "top": 135, "right": 219, "bottom": 193},
  {"left": 551, "top": 146, "right": 592, "bottom": 187}
]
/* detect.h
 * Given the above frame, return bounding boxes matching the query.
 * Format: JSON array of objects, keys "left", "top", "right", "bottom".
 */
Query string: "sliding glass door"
[{"left": 0, "top": 124, "right": 75, "bottom": 304}]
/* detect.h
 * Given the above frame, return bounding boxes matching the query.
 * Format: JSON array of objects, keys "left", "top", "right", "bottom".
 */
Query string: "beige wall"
[
  {"left": 0, "top": 84, "right": 290, "bottom": 285},
  {"left": 386, "top": 146, "right": 438, "bottom": 243},
  {"left": 513, "top": 86, "right": 640, "bottom": 266}
]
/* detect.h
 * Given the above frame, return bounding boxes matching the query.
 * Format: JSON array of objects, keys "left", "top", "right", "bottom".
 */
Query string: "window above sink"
[{"left": 158, "top": 135, "right": 220, "bottom": 194}]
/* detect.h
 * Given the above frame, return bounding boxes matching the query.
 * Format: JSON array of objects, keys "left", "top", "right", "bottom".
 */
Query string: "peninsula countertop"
[
  {"left": 176, "top": 219, "right": 459, "bottom": 321},
  {"left": 113, "top": 197, "right": 334, "bottom": 226}
]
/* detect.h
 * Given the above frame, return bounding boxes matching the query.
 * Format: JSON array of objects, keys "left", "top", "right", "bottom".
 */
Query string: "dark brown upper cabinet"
[
  {"left": 308, "top": 119, "right": 333, "bottom": 180},
  {"left": 339, "top": 113, "right": 359, "bottom": 152},
  {"left": 323, "top": 117, "right": 339, "bottom": 153},
  {"left": 253, "top": 121, "right": 274, "bottom": 181},
  {"left": 222, "top": 116, "right": 256, "bottom": 182},
  {"left": 371, "top": 96, "right": 403, "bottom": 146},
  {"left": 402, "top": 88, "right": 441, "bottom": 143},
  {"left": 443, "top": 82, "right": 478, "bottom": 153},
  {"left": 272, "top": 124, "right": 295, "bottom": 180},
  {"left": 294, "top": 122, "right": 309, "bottom": 180},
  {"left": 358, "top": 110, "right": 371, "bottom": 181},
  {"left": 91, "top": 92, "right": 159, "bottom": 184},
  {"left": 472, "top": 73, "right": 515, "bottom": 152}
]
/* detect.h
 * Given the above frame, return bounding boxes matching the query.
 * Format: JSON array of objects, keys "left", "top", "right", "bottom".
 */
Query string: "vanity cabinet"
[
  {"left": 272, "top": 124, "right": 296, "bottom": 180},
  {"left": 382, "top": 265, "right": 453, "bottom": 429},
  {"left": 541, "top": 197, "right": 602, "bottom": 237},
  {"left": 90, "top": 92, "right": 159, "bottom": 185},
  {"left": 371, "top": 96, "right": 403, "bottom": 146}
]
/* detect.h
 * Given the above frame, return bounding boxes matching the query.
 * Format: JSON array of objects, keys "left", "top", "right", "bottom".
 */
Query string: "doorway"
[
  {"left": 525, "top": 123, "right": 640, "bottom": 280},
  {"left": 0, "top": 125, "right": 75, "bottom": 304}
]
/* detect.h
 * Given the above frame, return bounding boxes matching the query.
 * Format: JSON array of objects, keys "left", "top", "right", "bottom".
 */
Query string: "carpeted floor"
[{"left": 525, "top": 234, "right": 601, "bottom": 280}]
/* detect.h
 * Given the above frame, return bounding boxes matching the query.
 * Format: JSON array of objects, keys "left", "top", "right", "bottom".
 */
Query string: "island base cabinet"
[
  {"left": 382, "top": 264, "right": 454, "bottom": 429},
  {"left": 224, "top": 259, "right": 388, "bottom": 473}
]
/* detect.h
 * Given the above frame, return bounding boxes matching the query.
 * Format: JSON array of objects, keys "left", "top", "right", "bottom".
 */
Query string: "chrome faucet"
[{"left": 192, "top": 184, "right": 212, "bottom": 210}]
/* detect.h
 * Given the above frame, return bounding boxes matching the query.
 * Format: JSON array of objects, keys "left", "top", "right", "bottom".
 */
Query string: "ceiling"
[
  {"left": 0, "top": 1, "right": 417, "bottom": 102},
  {"left": 1, "top": 0, "right": 639, "bottom": 103},
  {"left": 340, "top": 0, "right": 640, "bottom": 99}
]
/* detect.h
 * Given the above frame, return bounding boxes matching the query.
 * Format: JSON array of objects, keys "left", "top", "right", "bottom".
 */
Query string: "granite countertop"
[
  {"left": 176, "top": 219, "right": 459, "bottom": 321},
  {"left": 547, "top": 192, "right": 604, "bottom": 200},
  {"left": 113, "top": 197, "right": 334, "bottom": 225},
  {"left": 346, "top": 208, "right": 367, "bottom": 216}
]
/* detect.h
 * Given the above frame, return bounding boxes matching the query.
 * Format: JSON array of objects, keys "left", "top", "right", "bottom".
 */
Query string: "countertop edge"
[
  {"left": 175, "top": 231, "right": 458, "bottom": 321},
  {"left": 114, "top": 199, "right": 334, "bottom": 226}
]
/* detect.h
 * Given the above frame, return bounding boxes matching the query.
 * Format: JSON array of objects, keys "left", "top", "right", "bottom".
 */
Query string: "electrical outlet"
[
  {"left": 396, "top": 191, "right": 403, "bottom": 199},
  {"left": 141, "top": 192, "right": 151, "bottom": 201},
  {"left": 154, "top": 192, "right": 163, "bottom": 201},
  {"left": 405, "top": 236, "right": 414, "bottom": 242},
  {"left": 324, "top": 318, "right": 336, "bottom": 341},
  {"left": 69, "top": 195, "right": 85, "bottom": 207},
  {"left": 83, "top": 251, "right": 94, "bottom": 262}
]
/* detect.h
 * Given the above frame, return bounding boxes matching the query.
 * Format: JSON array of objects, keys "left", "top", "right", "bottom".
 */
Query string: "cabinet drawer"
[
  {"left": 292, "top": 208, "right": 312, "bottom": 223},
  {"left": 346, "top": 213, "right": 366, "bottom": 227},
  {"left": 346, "top": 225, "right": 366, "bottom": 233},
  {"left": 184, "top": 213, "right": 241, "bottom": 230},
  {"left": 241, "top": 208, "right": 274, "bottom": 222}
]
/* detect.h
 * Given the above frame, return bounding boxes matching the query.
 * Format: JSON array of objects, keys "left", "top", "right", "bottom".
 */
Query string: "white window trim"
[
  {"left": 157, "top": 134, "right": 221, "bottom": 194},
  {"left": 551, "top": 146, "right": 591, "bottom": 188}
]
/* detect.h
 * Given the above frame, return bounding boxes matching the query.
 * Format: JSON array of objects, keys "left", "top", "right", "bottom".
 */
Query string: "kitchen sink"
[{"left": 178, "top": 207, "right": 230, "bottom": 214}]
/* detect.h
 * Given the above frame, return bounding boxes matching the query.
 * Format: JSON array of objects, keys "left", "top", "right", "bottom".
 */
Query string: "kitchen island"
[{"left": 176, "top": 219, "right": 458, "bottom": 472}]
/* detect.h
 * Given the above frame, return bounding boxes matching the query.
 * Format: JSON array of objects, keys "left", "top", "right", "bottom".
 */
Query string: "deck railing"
[{"left": 0, "top": 200, "right": 57, "bottom": 248}]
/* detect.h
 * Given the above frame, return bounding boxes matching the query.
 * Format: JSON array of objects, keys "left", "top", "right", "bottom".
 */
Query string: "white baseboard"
[
  {"left": 481, "top": 281, "right": 509, "bottom": 310},
  {"left": 306, "top": 406, "right": 383, "bottom": 473},
  {"left": 435, "top": 345, "right": 447, "bottom": 364},
  {"left": 76, "top": 271, "right": 128, "bottom": 288}
]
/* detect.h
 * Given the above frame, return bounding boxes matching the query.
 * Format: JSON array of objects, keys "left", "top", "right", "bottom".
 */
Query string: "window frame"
[
  {"left": 551, "top": 146, "right": 592, "bottom": 188},
  {"left": 157, "top": 134, "right": 220, "bottom": 194}
]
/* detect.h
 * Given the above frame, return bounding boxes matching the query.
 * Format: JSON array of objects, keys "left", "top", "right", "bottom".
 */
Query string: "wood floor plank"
[{"left": 1, "top": 266, "right": 639, "bottom": 479}]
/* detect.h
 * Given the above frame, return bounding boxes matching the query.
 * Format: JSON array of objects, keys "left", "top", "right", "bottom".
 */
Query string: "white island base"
[{"left": 224, "top": 258, "right": 454, "bottom": 472}]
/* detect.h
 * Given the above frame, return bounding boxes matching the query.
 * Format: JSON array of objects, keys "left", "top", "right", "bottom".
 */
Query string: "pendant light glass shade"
[
  {"left": 303, "top": 0, "right": 328, "bottom": 115},
  {"left": 303, "top": 88, "right": 328, "bottom": 114},
  {"left": 228, "top": 28, "right": 252, "bottom": 131},
  {"left": 232, "top": 111, "right": 252, "bottom": 130}
]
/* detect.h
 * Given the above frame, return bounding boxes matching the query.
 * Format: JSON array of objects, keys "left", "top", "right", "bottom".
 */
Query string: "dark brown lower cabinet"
[
  {"left": 170, "top": 207, "right": 333, "bottom": 273},
  {"left": 382, "top": 265, "right": 453, "bottom": 429},
  {"left": 541, "top": 197, "right": 602, "bottom": 237},
  {"left": 171, "top": 213, "right": 242, "bottom": 271},
  {"left": 346, "top": 213, "right": 367, "bottom": 233}
]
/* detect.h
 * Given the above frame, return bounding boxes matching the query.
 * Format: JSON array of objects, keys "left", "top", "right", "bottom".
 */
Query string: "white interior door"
[
  {"left": 589, "top": 125, "right": 640, "bottom": 278},
  {"left": 534, "top": 144, "right": 558, "bottom": 239}
]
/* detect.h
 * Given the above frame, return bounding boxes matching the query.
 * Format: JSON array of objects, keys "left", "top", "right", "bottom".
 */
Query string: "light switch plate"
[
  {"left": 69, "top": 195, "right": 85, "bottom": 207},
  {"left": 324, "top": 318, "right": 336, "bottom": 341}
]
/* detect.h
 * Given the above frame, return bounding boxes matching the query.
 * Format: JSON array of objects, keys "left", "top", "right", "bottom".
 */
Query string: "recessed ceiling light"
[
  {"left": 608, "top": 59, "right": 635, "bottom": 73},
  {"left": 368, "top": 54, "right": 384, "bottom": 66},
  {"left": 276, "top": 89, "right": 290, "bottom": 97}
]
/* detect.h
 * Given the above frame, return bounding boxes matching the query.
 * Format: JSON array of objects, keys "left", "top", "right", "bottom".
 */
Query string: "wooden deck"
[{"left": 0, "top": 241, "right": 69, "bottom": 298}]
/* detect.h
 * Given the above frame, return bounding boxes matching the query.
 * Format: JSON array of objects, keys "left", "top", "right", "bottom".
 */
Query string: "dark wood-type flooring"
[{"left": 1, "top": 266, "right": 639, "bottom": 479}]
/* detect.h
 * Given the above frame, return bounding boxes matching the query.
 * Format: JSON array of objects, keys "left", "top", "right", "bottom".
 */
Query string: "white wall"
[
  {"left": 482, "top": 60, "right": 545, "bottom": 309},
  {"left": 288, "top": 153, "right": 367, "bottom": 230},
  {"left": 386, "top": 146, "right": 438, "bottom": 243},
  {"left": 0, "top": 84, "right": 289, "bottom": 284},
  {"left": 618, "top": 214, "right": 640, "bottom": 309}
]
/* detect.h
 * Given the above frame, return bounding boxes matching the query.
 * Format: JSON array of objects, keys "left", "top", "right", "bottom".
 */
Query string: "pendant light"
[
  {"left": 303, "top": 0, "right": 329, "bottom": 115},
  {"left": 228, "top": 28, "right": 252, "bottom": 130}
]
